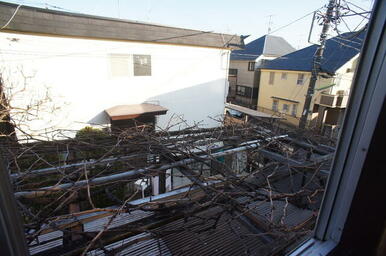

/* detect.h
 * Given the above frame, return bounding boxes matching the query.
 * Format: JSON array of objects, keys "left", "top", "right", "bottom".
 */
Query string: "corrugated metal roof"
[
  {"left": 259, "top": 31, "right": 366, "bottom": 74},
  {"left": 230, "top": 35, "right": 295, "bottom": 61},
  {"left": 87, "top": 201, "right": 313, "bottom": 255},
  {"left": 88, "top": 207, "right": 270, "bottom": 256},
  {"left": 29, "top": 231, "right": 63, "bottom": 255}
]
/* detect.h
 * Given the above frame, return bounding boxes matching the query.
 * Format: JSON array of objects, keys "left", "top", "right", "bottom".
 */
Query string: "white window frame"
[
  {"left": 290, "top": 2, "right": 385, "bottom": 254},
  {"left": 291, "top": 104, "right": 297, "bottom": 117},
  {"left": 269, "top": 72, "right": 275, "bottom": 85},
  {"left": 248, "top": 62, "right": 255, "bottom": 71},
  {"left": 281, "top": 72, "right": 287, "bottom": 80},
  {"left": 109, "top": 53, "right": 131, "bottom": 77},
  {"left": 296, "top": 73, "right": 305, "bottom": 85}
]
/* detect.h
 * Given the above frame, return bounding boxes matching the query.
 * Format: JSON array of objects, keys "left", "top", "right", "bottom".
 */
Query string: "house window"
[
  {"left": 269, "top": 72, "right": 275, "bottom": 85},
  {"left": 272, "top": 99, "right": 279, "bottom": 111},
  {"left": 236, "top": 85, "right": 252, "bottom": 97},
  {"left": 133, "top": 54, "right": 151, "bottom": 76},
  {"left": 291, "top": 104, "right": 297, "bottom": 117},
  {"left": 248, "top": 62, "right": 255, "bottom": 71},
  {"left": 110, "top": 54, "right": 130, "bottom": 77},
  {"left": 236, "top": 85, "right": 245, "bottom": 96},
  {"left": 281, "top": 72, "right": 287, "bottom": 79},
  {"left": 297, "top": 74, "right": 305, "bottom": 85},
  {"left": 282, "top": 103, "right": 289, "bottom": 113},
  {"left": 229, "top": 68, "right": 238, "bottom": 76}
]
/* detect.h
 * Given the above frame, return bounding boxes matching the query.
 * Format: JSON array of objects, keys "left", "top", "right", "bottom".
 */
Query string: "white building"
[{"left": 0, "top": 2, "right": 243, "bottom": 139}]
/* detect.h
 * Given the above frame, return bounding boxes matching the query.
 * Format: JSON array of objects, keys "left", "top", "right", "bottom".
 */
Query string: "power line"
[
  {"left": 268, "top": 7, "right": 323, "bottom": 35},
  {"left": 150, "top": 30, "right": 213, "bottom": 42},
  {"left": 0, "top": 4, "right": 22, "bottom": 30},
  {"left": 344, "top": 0, "right": 369, "bottom": 12},
  {"left": 4, "top": 0, "right": 82, "bottom": 14}
]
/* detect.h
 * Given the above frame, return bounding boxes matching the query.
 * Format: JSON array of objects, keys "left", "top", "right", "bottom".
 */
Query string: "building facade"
[
  {"left": 0, "top": 2, "right": 243, "bottom": 140},
  {"left": 227, "top": 35, "right": 295, "bottom": 108},
  {"left": 256, "top": 31, "right": 364, "bottom": 136}
]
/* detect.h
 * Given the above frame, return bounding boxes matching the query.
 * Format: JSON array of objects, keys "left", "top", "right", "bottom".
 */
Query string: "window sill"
[{"left": 289, "top": 238, "right": 337, "bottom": 256}]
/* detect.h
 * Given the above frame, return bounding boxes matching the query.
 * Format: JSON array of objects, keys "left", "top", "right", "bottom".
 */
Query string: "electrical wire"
[
  {"left": 268, "top": 7, "right": 323, "bottom": 35},
  {"left": 1, "top": 4, "right": 22, "bottom": 30}
]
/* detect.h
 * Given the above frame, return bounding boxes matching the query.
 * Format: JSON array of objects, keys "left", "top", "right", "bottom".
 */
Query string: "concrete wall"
[
  {"left": 257, "top": 69, "right": 333, "bottom": 126},
  {"left": 0, "top": 32, "right": 230, "bottom": 139}
]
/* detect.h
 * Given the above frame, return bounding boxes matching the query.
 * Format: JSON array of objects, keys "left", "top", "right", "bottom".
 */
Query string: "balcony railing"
[{"left": 317, "top": 94, "right": 348, "bottom": 108}]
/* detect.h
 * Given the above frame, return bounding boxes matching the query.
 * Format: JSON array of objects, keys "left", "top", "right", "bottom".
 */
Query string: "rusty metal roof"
[
  {"left": 105, "top": 104, "right": 168, "bottom": 121},
  {"left": 89, "top": 207, "right": 270, "bottom": 256},
  {"left": 86, "top": 202, "right": 312, "bottom": 255}
]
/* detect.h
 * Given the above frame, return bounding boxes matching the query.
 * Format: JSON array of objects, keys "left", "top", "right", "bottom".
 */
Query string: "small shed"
[{"left": 105, "top": 104, "right": 168, "bottom": 131}]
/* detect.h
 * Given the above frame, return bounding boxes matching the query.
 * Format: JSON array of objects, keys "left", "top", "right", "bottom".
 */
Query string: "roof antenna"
[
  {"left": 267, "top": 14, "right": 274, "bottom": 34},
  {"left": 117, "top": 0, "right": 121, "bottom": 18}
]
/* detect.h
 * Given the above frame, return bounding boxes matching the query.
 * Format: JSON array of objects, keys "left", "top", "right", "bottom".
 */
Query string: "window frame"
[
  {"left": 290, "top": 2, "right": 385, "bottom": 254},
  {"left": 281, "top": 72, "right": 287, "bottom": 80},
  {"left": 269, "top": 72, "right": 275, "bottom": 85},
  {"left": 296, "top": 73, "right": 305, "bottom": 85},
  {"left": 282, "top": 103, "right": 289, "bottom": 113},
  {"left": 133, "top": 54, "right": 152, "bottom": 76},
  {"left": 236, "top": 85, "right": 246, "bottom": 96},
  {"left": 248, "top": 62, "right": 255, "bottom": 71},
  {"left": 291, "top": 104, "right": 297, "bottom": 117},
  {"left": 272, "top": 99, "right": 279, "bottom": 112},
  {"left": 236, "top": 85, "right": 252, "bottom": 97},
  {"left": 109, "top": 53, "right": 131, "bottom": 77},
  {"left": 229, "top": 68, "right": 238, "bottom": 76}
]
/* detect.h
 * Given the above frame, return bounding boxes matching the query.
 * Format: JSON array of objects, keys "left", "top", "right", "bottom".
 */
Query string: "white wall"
[{"left": 0, "top": 32, "right": 230, "bottom": 139}]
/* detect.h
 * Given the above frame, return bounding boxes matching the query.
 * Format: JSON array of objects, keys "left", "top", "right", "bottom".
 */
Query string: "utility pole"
[{"left": 299, "top": 0, "right": 336, "bottom": 129}]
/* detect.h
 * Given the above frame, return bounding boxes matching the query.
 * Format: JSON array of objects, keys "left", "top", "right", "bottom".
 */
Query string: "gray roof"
[
  {"left": 0, "top": 1, "right": 243, "bottom": 49},
  {"left": 231, "top": 35, "right": 295, "bottom": 60}
]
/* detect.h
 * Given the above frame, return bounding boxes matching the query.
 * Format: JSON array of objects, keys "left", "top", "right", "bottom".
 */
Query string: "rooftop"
[
  {"left": 0, "top": 1, "right": 243, "bottom": 49},
  {"left": 105, "top": 104, "right": 168, "bottom": 121},
  {"left": 259, "top": 31, "right": 366, "bottom": 74},
  {"left": 230, "top": 35, "right": 295, "bottom": 61}
]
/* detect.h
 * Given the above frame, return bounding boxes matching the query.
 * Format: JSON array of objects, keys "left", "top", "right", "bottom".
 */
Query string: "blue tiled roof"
[
  {"left": 259, "top": 31, "right": 365, "bottom": 74},
  {"left": 230, "top": 35, "right": 295, "bottom": 61}
]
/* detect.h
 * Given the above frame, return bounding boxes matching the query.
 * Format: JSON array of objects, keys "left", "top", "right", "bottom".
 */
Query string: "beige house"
[
  {"left": 227, "top": 35, "right": 295, "bottom": 108},
  {"left": 256, "top": 31, "right": 364, "bottom": 137}
]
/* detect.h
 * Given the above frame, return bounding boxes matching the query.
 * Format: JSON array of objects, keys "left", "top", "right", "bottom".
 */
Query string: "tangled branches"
[{"left": 0, "top": 117, "right": 334, "bottom": 255}]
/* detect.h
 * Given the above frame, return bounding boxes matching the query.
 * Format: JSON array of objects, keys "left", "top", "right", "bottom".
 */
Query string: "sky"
[{"left": 2, "top": 0, "right": 374, "bottom": 49}]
